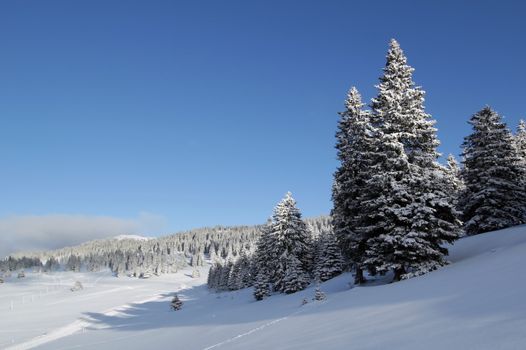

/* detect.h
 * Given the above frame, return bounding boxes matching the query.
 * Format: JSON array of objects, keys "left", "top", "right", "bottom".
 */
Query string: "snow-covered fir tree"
[
  {"left": 233, "top": 251, "right": 252, "bottom": 289},
  {"left": 250, "top": 219, "right": 274, "bottom": 287},
  {"left": 314, "top": 282, "right": 326, "bottom": 301},
  {"left": 331, "top": 87, "right": 376, "bottom": 284},
  {"left": 460, "top": 107, "right": 526, "bottom": 235},
  {"left": 220, "top": 259, "right": 234, "bottom": 291},
  {"left": 253, "top": 269, "right": 271, "bottom": 301},
  {"left": 358, "top": 39, "right": 460, "bottom": 281},
  {"left": 250, "top": 193, "right": 313, "bottom": 298},
  {"left": 266, "top": 192, "right": 312, "bottom": 293},
  {"left": 282, "top": 253, "right": 309, "bottom": 294},
  {"left": 314, "top": 231, "right": 344, "bottom": 282},
  {"left": 207, "top": 263, "right": 217, "bottom": 288}
]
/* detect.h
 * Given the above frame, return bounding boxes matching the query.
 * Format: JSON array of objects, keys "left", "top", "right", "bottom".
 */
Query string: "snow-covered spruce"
[
  {"left": 250, "top": 192, "right": 314, "bottom": 298},
  {"left": 253, "top": 269, "right": 271, "bottom": 300},
  {"left": 70, "top": 281, "right": 83, "bottom": 292},
  {"left": 331, "top": 87, "right": 376, "bottom": 284},
  {"left": 314, "top": 283, "right": 326, "bottom": 301},
  {"left": 314, "top": 231, "right": 344, "bottom": 282},
  {"left": 460, "top": 107, "right": 526, "bottom": 235},
  {"left": 350, "top": 39, "right": 460, "bottom": 281},
  {"left": 282, "top": 253, "right": 310, "bottom": 294},
  {"left": 232, "top": 250, "right": 252, "bottom": 289}
]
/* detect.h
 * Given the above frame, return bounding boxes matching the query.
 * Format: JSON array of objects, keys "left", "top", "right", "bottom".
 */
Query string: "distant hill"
[{"left": 2, "top": 216, "right": 331, "bottom": 277}]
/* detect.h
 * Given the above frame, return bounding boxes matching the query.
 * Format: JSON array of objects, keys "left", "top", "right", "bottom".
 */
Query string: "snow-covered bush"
[
  {"left": 71, "top": 281, "right": 83, "bottom": 292},
  {"left": 314, "top": 285, "right": 326, "bottom": 301},
  {"left": 171, "top": 294, "right": 183, "bottom": 311}
]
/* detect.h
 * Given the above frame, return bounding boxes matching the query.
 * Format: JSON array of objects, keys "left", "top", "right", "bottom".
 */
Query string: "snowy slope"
[
  {"left": 2, "top": 225, "right": 526, "bottom": 350},
  {"left": 113, "top": 235, "right": 151, "bottom": 241}
]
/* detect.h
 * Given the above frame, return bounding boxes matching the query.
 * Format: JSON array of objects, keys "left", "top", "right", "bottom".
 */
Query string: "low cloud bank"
[{"left": 0, "top": 212, "right": 166, "bottom": 258}]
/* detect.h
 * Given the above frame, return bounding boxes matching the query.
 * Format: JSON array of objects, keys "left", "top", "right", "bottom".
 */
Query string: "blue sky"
[{"left": 1, "top": 1, "right": 525, "bottom": 250}]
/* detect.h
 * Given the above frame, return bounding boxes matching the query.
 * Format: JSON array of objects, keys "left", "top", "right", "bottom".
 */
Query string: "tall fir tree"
[
  {"left": 460, "top": 107, "right": 526, "bottom": 235},
  {"left": 359, "top": 39, "right": 460, "bottom": 280},
  {"left": 331, "top": 87, "right": 376, "bottom": 284}
]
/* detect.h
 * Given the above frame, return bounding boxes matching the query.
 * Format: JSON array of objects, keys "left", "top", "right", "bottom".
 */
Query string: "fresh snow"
[
  {"left": 2, "top": 226, "right": 526, "bottom": 349},
  {"left": 113, "top": 235, "right": 151, "bottom": 241}
]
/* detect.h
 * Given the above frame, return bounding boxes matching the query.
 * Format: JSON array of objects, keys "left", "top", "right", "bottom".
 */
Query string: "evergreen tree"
[
  {"left": 235, "top": 251, "right": 252, "bottom": 289},
  {"left": 460, "top": 107, "right": 526, "bottom": 235},
  {"left": 315, "top": 232, "right": 344, "bottom": 282},
  {"left": 314, "top": 283, "right": 326, "bottom": 301},
  {"left": 253, "top": 270, "right": 270, "bottom": 301},
  {"left": 267, "top": 192, "right": 312, "bottom": 292},
  {"left": 207, "top": 264, "right": 217, "bottom": 289},
  {"left": 361, "top": 39, "right": 460, "bottom": 280},
  {"left": 227, "top": 260, "right": 239, "bottom": 290},
  {"left": 251, "top": 219, "right": 273, "bottom": 287},
  {"left": 170, "top": 294, "right": 183, "bottom": 311},
  {"left": 331, "top": 87, "right": 376, "bottom": 284},
  {"left": 251, "top": 193, "right": 312, "bottom": 298},
  {"left": 282, "top": 253, "right": 309, "bottom": 294},
  {"left": 219, "top": 260, "right": 233, "bottom": 291}
]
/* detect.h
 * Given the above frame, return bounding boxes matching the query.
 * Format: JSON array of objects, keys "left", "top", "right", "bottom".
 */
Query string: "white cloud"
[{"left": 0, "top": 212, "right": 167, "bottom": 258}]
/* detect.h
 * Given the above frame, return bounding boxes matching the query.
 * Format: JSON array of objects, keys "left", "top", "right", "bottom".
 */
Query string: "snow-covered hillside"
[
  {"left": 2, "top": 226, "right": 526, "bottom": 350},
  {"left": 113, "top": 234, "right": 151, "bottom": 241}
]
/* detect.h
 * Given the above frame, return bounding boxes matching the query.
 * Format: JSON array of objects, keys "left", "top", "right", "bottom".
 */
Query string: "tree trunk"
[
  {"left": 354, "top": 267, "right": 366, "bottom": 285},
  {"left": 393, "top": 266, "right": 406, "bottom": 282}
]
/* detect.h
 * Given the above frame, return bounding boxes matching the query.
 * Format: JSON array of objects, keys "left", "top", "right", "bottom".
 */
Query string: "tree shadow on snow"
[{"left": 79, "top": 262, "right": 526, "bottom": 337}]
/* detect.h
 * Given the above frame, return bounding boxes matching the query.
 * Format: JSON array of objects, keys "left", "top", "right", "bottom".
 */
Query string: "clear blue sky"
[{"left": 1, "top": 0, "right": 525, "bottom": 236}]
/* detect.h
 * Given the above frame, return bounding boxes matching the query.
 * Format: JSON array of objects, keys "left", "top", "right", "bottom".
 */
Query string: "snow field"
[{"left": 1, "top": 226, "right": 526, "bottom": 349}]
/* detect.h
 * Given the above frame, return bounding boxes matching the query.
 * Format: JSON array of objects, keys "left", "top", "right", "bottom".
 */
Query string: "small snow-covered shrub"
[
  {"left": 71, "top": 281, "right": 83, "bottom": 292},
  {"left": 314, "top": 285, "right": 326, "bottom": 301},
  {"left": 171, "top": 294, "right": 183, "bottom": 311}
]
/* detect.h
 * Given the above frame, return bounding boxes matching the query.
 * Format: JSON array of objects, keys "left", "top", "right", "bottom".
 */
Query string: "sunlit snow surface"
[{"left": 2, "top": 226, "right": 526, "bottom": 349}]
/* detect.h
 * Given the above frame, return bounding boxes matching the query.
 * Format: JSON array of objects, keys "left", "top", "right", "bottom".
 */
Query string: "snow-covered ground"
[
  {"left": 113, "top": 235, "right": 151, "bottom": 241},
  {"left": 2, "top": 225, "right": 526, "bottom": 350}
]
